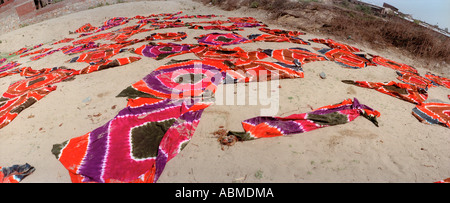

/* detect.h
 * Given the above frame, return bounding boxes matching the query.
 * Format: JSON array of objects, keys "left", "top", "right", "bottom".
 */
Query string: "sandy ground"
[{"left": 0, "top": 0, "right": 449, "bottom": 183}]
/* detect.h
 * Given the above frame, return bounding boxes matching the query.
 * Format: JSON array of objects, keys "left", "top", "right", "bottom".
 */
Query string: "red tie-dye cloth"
[
  {"left": 225, "top": 98, "right": 379, "bottom": 141},
  {"left": 342, "top": 80, "right": 428, "bottom": 104}
]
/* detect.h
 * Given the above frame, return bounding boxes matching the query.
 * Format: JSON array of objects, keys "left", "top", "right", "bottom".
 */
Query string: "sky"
[{"left": 360, "top": 0, "right": 450, "bottom": 30}]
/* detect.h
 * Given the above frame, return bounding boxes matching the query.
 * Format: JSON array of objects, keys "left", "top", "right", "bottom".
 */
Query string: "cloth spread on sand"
[
  {"left": 9, "top": 44, "right": 43, "bottom": 56},
  {"left": 52, "top": 98, "right": 209, "bottom": 183},
  {"left": 310, "top": 38, "right": 361, "bottom": 52},
  {"left": 226, "top": 98, "right": 379, "bottom": 141},
  {"left": 72, "top": 32, "right": 117, "bottom": 45},
  {"left": 412, "top": 102, "right": 450, "bottom": 128},
  {"left": 224, "top": 60, "right": 304, "bottom": 83},
  {"left": 0, "top": 61, "right": 21, "bottom": 73},
  {"left": 52, "top": 59, "right": 224, "bottom": 183},
  {"left": 146, "top": 32, "right": 187, "bottom": 42},
  {"left": 95, "top": 17, "right": 130, "bottom": 33},
  {"left": 29, "top": 46, "right": 70, "bottom": 61},
  {"left": 68, "top": 48, "right": 128, "bottom": 64},
  {"left": 371, "top": 55, "right": 418, "bottom": 74},
  {"left": 318, "top": 48, "right": 375, "bottom": 69},
  {"left": 189, "top": 45, "right": 268, "bottom": 63},
  {"left": 342, "top": 80, "right": 428, "bottom": 104},
  {"left": 73, "top": 56, "right": 141, "bottom": 75},
  {"left": 61, "top": 42, "right": 98, "bottom": 55},
  {"left": 248, "top": 34, "right": 310, "bottom": 45},
  {"left": 133, "top": 42, "right": 193, "bottom": 60},
  {"left": 0, "top": 57, "right": 140, "bottom": 130},
  {"left": 74, "top": 23, "right": 98, "bottom": 33},
  {"left": 19, "top": 48, "right": 53, "bottom": 58},
  {"left": 0, "top": 68, "right": 75, "bottom": 129},
  {"left": 117, "top": 60, "right": 226, "bottom": 101},
  {"left": 195, "top": 32, "right": 252, "bottom": 46},
  {"left": 396, "top": 71, "right": 436, "bottom": 89},
  {"left": 424, "top": 72, "right": 450, "bottom": 89},
  {"left": 258, "top": 27, "right": 306, "bottom": 38},
  {"left": 0, "top": 163, "right": 35, "bottom": 183},
  {"left": 52, "top": 38, "right": 74, "bottom": 45},
  {"left": 189, "top": 24, "right": 243, "bottom": 31},
  {"left": 262, "top": 47, "right": 327, "bottom": 66},
  {"left": 0, "top": 58, "right": 6, "bottom": 65}
]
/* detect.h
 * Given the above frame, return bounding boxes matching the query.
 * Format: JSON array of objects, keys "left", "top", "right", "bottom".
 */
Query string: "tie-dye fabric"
[
  {"left": 226, "top": 60, "right": 304, "bottom": 83},
  {"left": 189, "top": 45, "right": 268, "bottom": 63},
  {"left": 226, "top": 98, "right": 379, "bottom": 141},
  {"left": 412, "top": 102, "right": 450, "bottom": 128},
  {"left": 146, "top": 32, "right": 187, "bottom": 42},
  {"left": 424, "top": 72, "right": 450, "bottom": 89},
  {"left": 0, "top": 68, "right": 75, "bottom": 129},
  {"left": 51, "top": 98, "right": 208, "bottom": 183},
  {"left": 19, "top": 48, "right": 53, "bottom": 58},
  {"left": 396, "top": 71, "right": 436, "bottom": 89},
  {"left": 262, "top": 47, "right": 327, "bottom": 66},
  {"left": 74, "top": 23, "right": 98, "bottom": 33},
  {"left": 342, "top": 80, "right": 428, "bottom": 104},
  {"left": 318, "top": 48, "right": 375, "bottom": 69},
  {"left": 248, "top": 34, "right": 310, "bottom": 45},
  {"left": 310, "top": 38, "right": 361, "bottom": 52},
  {"left": 258, "top": 27, "right": 306, "bottom": 38},
  {"left": 0, "top": 163, "right": 35, "bottom": 183},
  {"left": 0, "top": 61, "right": 21, "bottom": 74},
  {"left": 371, "top": 55, "right": 418, "bottom": 74},
  {"left": 117, "top": 60, "right": 226, "bottom": 101},
  {"left": 195, "top": 32, "right": 252, "bottom": 46},
  {"left": 52, "top": 38, "right": 74, "bottom": 45},
  {"left": 133, "top": 42, "right": 193, "bottom": 60}
]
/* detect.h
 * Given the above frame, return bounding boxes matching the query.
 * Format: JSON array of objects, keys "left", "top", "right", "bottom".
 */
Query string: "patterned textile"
[
  {"left": 72, "top": 33, "right": 116, "bottom": 45},
  {"left": 189, "top": 24, "right": 243, "bottom": 31},
  {"left": 9, "top": 44, "right": 43, "bottom": 56},
  {"left": 226, "top": 98, "right": 379, "bottom": 141},
  {"left": 412, "top": 102, "right": 450, "bottom": 128},
  {"left": 227, "top": 60, "right": 304, "bottom": 83},
  {"left": 19, "top": 48, "right": 52, "bottom": 58},
  {"left": 0, "top": 68, "right": 75, "bottom": 129},
  {"left": 52, "top": 38, "right": 74, "bottom": 45},
  {"left": 61, "top": 42, "right": 98, "bottom": 55},
  {"left": 117, "top": 60, "right": 226, "bottom": 101},
  {"left": 258, "top": 27, "right": 305, "bottom": 38},
  {"left": 262, "top": 47, "right": 327, "bottom": 66},
  {"left": 371, "top": 55, "right": 418, "bottom": 74},
  {"left": 75, "top": 23, "right": 98, "bottom": 33},
  {"left": 29, "top": 47, "right": 69, "bottom": 61},
  {"left": 195, "top": 32, "right": 251, "bottom": 46},
  {"left": 0, "top": 62, "right": 21, "bottom": 74},
  {"left": 51, "top": 98, "right": 208, "bottom": 183},
  {"left": 133, "top": 42, "right": 193, "bottom": 60},
  {"left": 0, "top": 58, "right": 6, "bottom": 65},
  {"left": 95, "top": 17, "right": 129, "bottom": 33},
  {"left": 73, "top": 56, "right": 141, "bottom": 75},
  {"left": 342, "top": 80, "right": 428, "bottom": 104},
  {"left": 0, "top": 163, "right": 35, "bottom": 183},
  {"left": 248, "top": 34, "right": 310, "bottom": 45},
  {"left": 68, "top": 48, "right": 127, "bottom": 64},
  {"left": 396, "top": 71, "right": 436, "bottom": 89},
  {"left": 318, "top": 48, "right": 375, "bottom": 69},
  {"left": 310, "top": 38, "right": 361, "bottom": 52},
  {"left": 189, "top": 45, "right": 268, "bottom": 63},
  {"left": 146, "top": 32, "right": 187, "bottom": 42},
  {"left": 424, "top": 72, "right": 450, "bottom": 89}
]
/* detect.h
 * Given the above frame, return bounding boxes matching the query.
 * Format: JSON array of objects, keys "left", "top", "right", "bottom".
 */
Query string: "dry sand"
[{"left": 0, "top": 0, "right": 448, "bottom": 183}]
